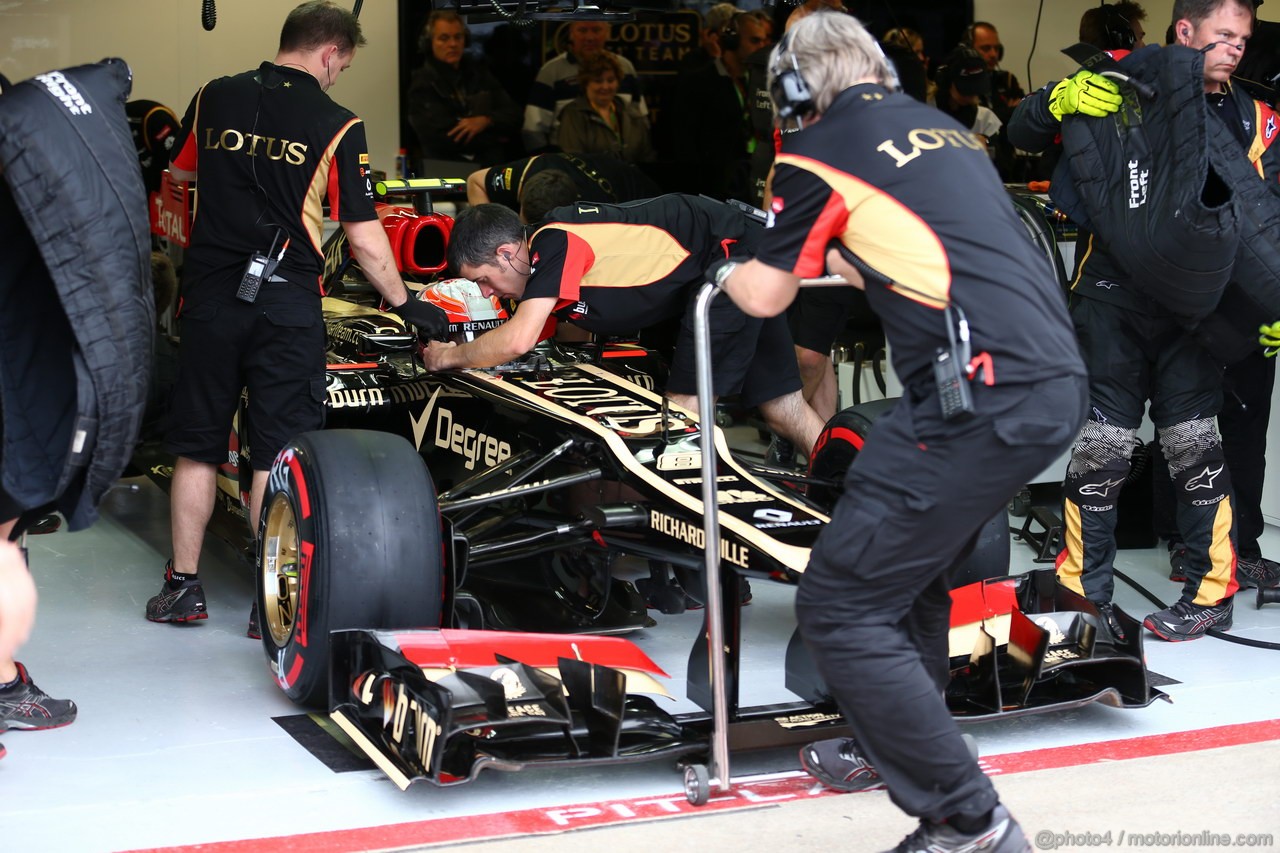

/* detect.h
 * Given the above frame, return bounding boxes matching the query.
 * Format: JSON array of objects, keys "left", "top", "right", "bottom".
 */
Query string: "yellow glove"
[
  {"left": 1259, "top": 321, "right": 1280, "bottom": 356},
  {"left": 1048, "top": 70, "right": 1123, "bottom": 121}
]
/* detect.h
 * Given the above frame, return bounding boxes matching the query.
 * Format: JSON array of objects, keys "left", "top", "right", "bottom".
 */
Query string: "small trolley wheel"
[{"left": 684, "top": 763, "right": 711, "bottom": 806}]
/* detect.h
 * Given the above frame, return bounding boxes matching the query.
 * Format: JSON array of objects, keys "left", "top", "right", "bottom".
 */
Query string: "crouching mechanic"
[
  {"left": 424, "top": 195, "right": 827, "bottom": 455},
  {"left": 713, "top": 15, "right": 1085, "bottom": 853},
  {"left": 147, "top": 1, "right": 447, "bottom": 631}
]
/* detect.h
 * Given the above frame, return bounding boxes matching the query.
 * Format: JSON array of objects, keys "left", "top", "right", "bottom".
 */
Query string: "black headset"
[
  {"left": 1100, "top": 2, "right": 1138, "bottom": 51},
  {"left": 721, "top": 14, "right": 743, "bottom": 53},
  {"left": 963, "top": 21, "right": 1003, "bottom": 62},
  {"left": 770, "top": 30, "right": 816, "bottom": 124}
]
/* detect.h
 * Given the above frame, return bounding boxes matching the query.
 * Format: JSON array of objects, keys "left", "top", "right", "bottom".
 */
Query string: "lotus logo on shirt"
[{"left": 203, "top": 128, "right": 308, "bottom": 165}]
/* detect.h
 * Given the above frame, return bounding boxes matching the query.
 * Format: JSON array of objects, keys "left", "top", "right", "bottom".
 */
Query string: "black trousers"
[
  {"left": 796, "top": 374, "right": 1086, "bottom": 822},
  {"left": 1153, "top": 350, "right": 1274, "bottom": 558}
]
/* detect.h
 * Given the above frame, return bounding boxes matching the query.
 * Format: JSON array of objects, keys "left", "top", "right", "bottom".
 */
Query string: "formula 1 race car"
[{"left": 139, "top": 179, "right": 1163, "bottom": 792}]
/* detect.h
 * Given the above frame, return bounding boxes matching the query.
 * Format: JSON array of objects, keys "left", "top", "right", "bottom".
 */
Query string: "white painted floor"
[{"left": 4, "top": 474, "right": 1280, "bottom": 852}]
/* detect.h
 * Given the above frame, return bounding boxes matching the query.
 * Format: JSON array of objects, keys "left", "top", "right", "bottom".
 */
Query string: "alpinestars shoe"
[
  {"left": 0, "top": 662, "right": 78, "bottom": 731},
  {"left": 800, "top": 737, "right": 883, "bottom": 792},
  {"left": 886, "top": 804, "right": 1030, "bottom": 853},
  {"left": 1168, "top": 542, "right": 1189, "bottom": 582},
  {"left": 145, "top": 560, "right": 207, "bottom": 623},
  {"left": 1143, "top": 598, "right": 1233, "bottom": 641},
  {"left": 1236, "top": 557, "right": 1280, "bottom": 590}
]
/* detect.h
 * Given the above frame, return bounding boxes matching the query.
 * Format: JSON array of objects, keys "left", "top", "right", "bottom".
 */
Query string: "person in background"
[
  {"left": 677, "top": 3, "right": 742, "bottom": 73},
  {"left": 1079, "top": 1, "right": 1149, "bottom": 50},
  {"left": 554, "top": 53, "right": 655, "bottom": 164},
  {"left": 664, "top": 11, "right": 770, "bottom": 200},
  {"left": 934, "top": 46, "right": 1002, "bottom": 151},
  {"left": 407, "top": 10, "right": 521, "bottom": 166},
  {"left": 965, "top": 20, "right": 1023, "bottom": 122},
  {"left": 523, "top": 21, "right": 647, "bottom": 153}
]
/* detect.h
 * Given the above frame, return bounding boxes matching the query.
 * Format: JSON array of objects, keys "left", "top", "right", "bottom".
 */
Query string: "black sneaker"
[
  {"left": 765, "top": 436, "right": 797, "bottom": 469},
  {"left": 1096, "top": 601, "right": 1127, "bottom": 644},
  {"left": 247, "top": 599, "right": 261, "bottom": 640},
  {"left": 0, "top": 662, "right": 78, "bottom": 731},
  {"left": 800, "top": 737, "right": 883, "bottom": 792},
  {"left": 145, "top": 560, "right": 207, "bottom": 623},
  {"left": 1168, "top": 543, "right": 1189, "bottom": 582},
  {"left": 1236, "top": 557, "right": 1280, "bottom": 590},
  {"left": 1143, "top": 598, "right": 1233, "bottom": 642},
  {"left": 886, "top": 803, "right": 1030, "bottom": 853},
  {"left": 801, "top": 734, "right": 977, "bottom": 794}
]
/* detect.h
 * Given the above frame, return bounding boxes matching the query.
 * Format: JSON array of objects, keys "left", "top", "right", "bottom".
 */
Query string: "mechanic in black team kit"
[
  {"left": 714, "top": 16, "right": 1085, "bottom": 853},
  {"left": 430, "top": 194, "right": 828, "bottom": 456},
  {"left": 147, "top": 1, "right": 446, "bottom": 630}
]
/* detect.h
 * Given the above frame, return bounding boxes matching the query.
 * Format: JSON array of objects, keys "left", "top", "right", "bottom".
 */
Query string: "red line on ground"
[{"left": 124, "top": 718, "right": 1280, "bottom": 853}]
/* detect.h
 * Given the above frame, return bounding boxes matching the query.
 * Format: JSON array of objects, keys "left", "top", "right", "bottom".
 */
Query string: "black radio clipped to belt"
[
  {"left": 934, "top": 304, "right": 975, "bottom": 422},
  {"left": 237, "top": 228, "right": 287, "bottom": 303}
]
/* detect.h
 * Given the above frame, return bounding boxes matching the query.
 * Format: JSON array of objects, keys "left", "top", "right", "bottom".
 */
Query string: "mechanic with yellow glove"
[
  {"left": 1260, "top": 321, "right": 1280, "bottom": 357},
  {"left": 1046, "top": 69, "right": 1122, "bottom": 120},
  {"left": 1007, "top": 0, "right": 1269, "bottom": 641}
]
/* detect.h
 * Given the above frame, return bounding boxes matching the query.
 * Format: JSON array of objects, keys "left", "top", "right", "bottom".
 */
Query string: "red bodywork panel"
[{"left": 388, "top": 628, "right": 671, "bottom": 678}]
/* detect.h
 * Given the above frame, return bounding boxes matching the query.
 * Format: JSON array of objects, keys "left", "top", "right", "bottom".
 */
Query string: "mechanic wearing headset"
[
  {"left": 713, "top": 15, "right": 1085, "bottom": 852},
  {"left": 147, "top": 0, "right": 446, "bottom": 630},
  {"left": 1007, "top": 0, "right": 1277, "bottom": 642},
  {"left": 427, "top": 195, "right": 828, "bottom": 456}
]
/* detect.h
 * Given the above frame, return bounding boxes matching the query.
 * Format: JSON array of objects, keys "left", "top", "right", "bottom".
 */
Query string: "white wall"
[
  {"left": 972, "top": 0, "right": 1175, "bottom": 91},
  {"left": 0, "top": 0, "right": 401, "bottom": 174}
]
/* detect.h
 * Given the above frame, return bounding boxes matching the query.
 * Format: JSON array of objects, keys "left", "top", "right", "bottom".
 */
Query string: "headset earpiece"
[
  {"left": 1100, "top": 2, "right": 1138, "bottom": 51},
  {"left": 721, "top": 16, "right": 741, "bottom": 53},
  {"left": 770, "top": 32, "right": 816, "bottom": 125}
]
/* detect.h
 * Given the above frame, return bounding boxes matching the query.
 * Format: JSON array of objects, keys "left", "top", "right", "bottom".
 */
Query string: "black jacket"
[
  {"left": 0, "top": 60, "right": 154, "bottom": 529},
  {"left": 1009, "top": 46, "right": 1280, "bottom": 360},
  {"left": 407, "top": 55, "right": 520, "bottom": 163}
]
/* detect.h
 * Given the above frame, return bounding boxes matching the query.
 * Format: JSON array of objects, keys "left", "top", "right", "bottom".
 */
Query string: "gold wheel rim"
[{"left": 262, "top": 493, "right": 301, "bottom": 647}]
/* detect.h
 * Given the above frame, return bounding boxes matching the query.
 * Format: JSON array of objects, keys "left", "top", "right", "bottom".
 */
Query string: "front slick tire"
[{"left": 259, "top": 429, "right": 445, "bottom": 708}]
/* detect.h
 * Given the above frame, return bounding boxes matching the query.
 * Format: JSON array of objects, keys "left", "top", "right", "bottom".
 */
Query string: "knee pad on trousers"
[
  {"left": 1168, "top": 435, "right": 1232, "bottom": 506},
  {"left": 1065, "top": 458, "right": 1131, "bottom": 511},
  {"left": 1067, "top": 420, "right": 1139, "bottom": 477},
  {"left": 1159, "top": 417, "right": 1220, "bottom": 474}
]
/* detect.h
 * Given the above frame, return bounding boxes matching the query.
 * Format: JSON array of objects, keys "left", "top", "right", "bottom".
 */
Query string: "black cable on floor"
[{"left": 1114, "top": 567, "right": 1280, "bottom": 651}]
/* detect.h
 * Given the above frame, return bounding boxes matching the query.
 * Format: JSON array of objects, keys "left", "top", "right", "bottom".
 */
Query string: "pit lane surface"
[{"left": 4, "top": 475, "right": 1280, "bottom": 852}]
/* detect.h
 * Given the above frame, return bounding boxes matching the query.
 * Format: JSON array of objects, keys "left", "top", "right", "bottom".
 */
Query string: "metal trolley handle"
[{"left": 690, "top": 276, "right": 846, "bottom": 801}]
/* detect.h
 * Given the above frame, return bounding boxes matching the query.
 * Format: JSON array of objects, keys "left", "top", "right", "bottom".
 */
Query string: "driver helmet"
[{"left": 416, "top": 278, "right": 509, "bottom": 344}]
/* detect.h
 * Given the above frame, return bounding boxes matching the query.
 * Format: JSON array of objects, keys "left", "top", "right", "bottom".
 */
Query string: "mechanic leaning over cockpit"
[
  {"left": 715, "top": 14, "right": 1085, "bottom": 853},
  {"left": 426, "top": 194, "right": 828, "bottom": 457}
]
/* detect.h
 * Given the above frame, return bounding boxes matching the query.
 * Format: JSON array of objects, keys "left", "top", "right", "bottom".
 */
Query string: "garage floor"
[{"left": 4, "top": 472, "right": 1280, "bottom": 853}]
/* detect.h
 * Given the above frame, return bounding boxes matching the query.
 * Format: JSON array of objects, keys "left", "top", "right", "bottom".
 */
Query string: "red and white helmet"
[{"left": 416, "top": 278, "right": 509, "bottom": 344}]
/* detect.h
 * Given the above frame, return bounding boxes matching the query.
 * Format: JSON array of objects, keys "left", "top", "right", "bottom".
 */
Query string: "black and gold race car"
[{"left": 140, "top": 180, "right": 1163, "bottom": 793}]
